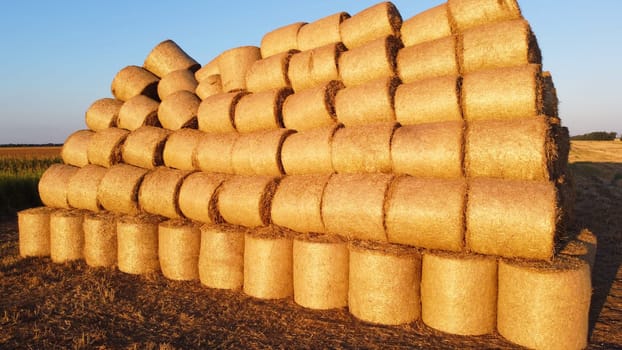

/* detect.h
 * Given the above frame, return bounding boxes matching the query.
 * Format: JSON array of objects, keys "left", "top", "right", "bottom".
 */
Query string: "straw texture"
[
  {"left": 199, "top": 224, "right": 245, "bottom": 290},
  {"left": 296, "top": 12, "right": 349, "bottom": 51},
  {"left": 231, "top": 129, "right": 294, "bottom": 176},
  {"left": 138, "top": 167, "right": 192, "bottom": 219},
  {"left": 194, "top": 132, "right": 238, "bottom": 174},
  {"left": 158, "top": 220, "right": 200, "bottom": 281},
  {"left": 218, "top": 175, "right": 279, "bottom": 228},
  {"left": 116, "top": 214, "right": 164, "bottom": 274},
  {"left": 83, "top": 211, "right": 117, "bottom": 268},
  {"left": 217, "top": 46, "right": 261, "bottom": 92},
  {"left": 234, "top": 88, "right": 292, "bottom": 133},
  {"left": 560, "top": 229, "right": 597, "bottom": 271},
  {"left": 260, "top": 22, "right": 305, "bottom": 58},
  {"left": 401, "top": 4, "right": 451, "bottom": 47},
  {"left": 117, "top": 95, "right": 160, "bottom": 131},
  {"left": 86, "top": 127, "right": 129, "bottom": 168},
  {"left": 157, "top": 69, "right": 198, "bottom": 99},
  {"left": 394, "top": 75, "right": 462, "bottom": 125},
  {"left": 246, "top": 51, "right": 296, "bottom": 93},
  {"left": 340, "top": 2, "right": 402, "bottom": 49},
  {"left": 397, "top": 36, "right": 459, "bottom": 84},
  {"left": 61, "top": 129, "right": 94, "bottom": 167},
  {"left": 110, "top": 65, "right": 159, "bottom": 102},
  {"left": 335, "top": 77, "right": 399, "bottom": 126},
  {"left": 49, "top": 209, "right": 85, "bottom": 263},
  {"left": 197, "top": 91, "right": 248, "bottom": 133},
  {"left": 281, "top": 125, "right": 340, "bottom": 175},
  {"left": 66, "top": 164, "right": 108, "bottom": 211},
  {"left": 178, "top": 172, "right": 229, "bottom": 224},
  {"left": 447, "top": 0, "right": 522, "bottom": 32},
  {"left": 338, "top": 35, "right": 402, "bottom": 87},
  {"left": 331, "top": 122, "right": 397, "bottom": 174},
  {"left": 195, "top": 74, "right": 222, "bottom": 100},
  {"left": 282, "top": 80, "right": 343, "bottom": 131},
  {"left": 38, "top": 164, "right": 79, "bottom": 209},
  {"left": 18, "top": 207, "right": 54, "bottom": 257},
  {"left": 288, "top": 43, "right": 345, "bottom": 92},
  {"left": 85, "top": 98, "right": 123, "bottom": 131},
  {"left": 143, "top": 39, "right": 199, "bottom": 78},
  {"left": 195, "top": 56, "right": 219, "bottom": 82},
  {"left": 97, "top": 164, "right": 148, "bottom": 215},
  {"left": 121, "top": 126, "right": 170, "bottom": 169},
  {"left": 162, "top": 128, "right": 202, "bottom": 170},
  {"left": 157, "top": 90, "right": 200, "bottom": 130}
]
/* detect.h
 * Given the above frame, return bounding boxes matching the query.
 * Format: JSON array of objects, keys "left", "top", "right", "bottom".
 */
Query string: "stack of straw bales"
[{"left": 20, "top": 1, "right": 591, "bottom": 348}]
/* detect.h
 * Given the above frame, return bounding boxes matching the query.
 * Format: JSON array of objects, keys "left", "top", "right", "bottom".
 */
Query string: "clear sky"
[{"left": 0, "top": 0, "right": 620, "bottom": 144}]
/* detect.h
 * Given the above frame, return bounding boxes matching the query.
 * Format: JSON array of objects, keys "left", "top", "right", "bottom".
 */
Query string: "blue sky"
[{"left": 0, "top": 0, "right": 620, "bottom": 143}]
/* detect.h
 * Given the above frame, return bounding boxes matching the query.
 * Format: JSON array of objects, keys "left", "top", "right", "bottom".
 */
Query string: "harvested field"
[{"left": 0, "top": 146, "right": 61, "bottom": 159}]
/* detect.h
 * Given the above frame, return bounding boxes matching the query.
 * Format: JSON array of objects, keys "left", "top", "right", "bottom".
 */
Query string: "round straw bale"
[
  {"left": 466, "top": 178, "right": 558, "bottom": 261},
  {"left": 38, "top": 164, "right": 79, "bottom": 209},
  {"left": 197, "top": 91, "right": 248, "bottom": 133},
  {"left": 560, "top": 229, "right": 597, "bottom": 272},
  {"left": 87, "top": 127, "right": 129, "bottom": 168},
  {"left": 110, "top": 65, "right": 159, "bottom": 102},
  {"left": 282, "top": 80, "right": 343, "bottom": 131},
  {"left": 234, "top": 88, "right": 292, "bottom": 134},
  {"left": 195, "top": 56, "right": 219, "bottom": 82},
  {"left": 447, "top": 0, "right": 522, "bottom": 32},
  {"left": 293, "top": 233, "right": 348, "bottom": 309},
  {"left": 162, "top": 128, "right": 202, "bottom": 170},
  {"left": 335, "top": 77, "right": 399, "bottom": 126},
  {"left": 465, "top": 117, "right": 556, "bottom": 180},
  {"left": 231, "top": 129, "right": 294, "bottom": 176},
  {"left": 421, "top": 251, "right": 497, "bottom": 335},
  {"left": 158, "top": 219, "right": 200, "bottom": 281},
  {"left": 194, "top": 132, "right": 238, "bottom": 174},
  {"left": 260, "top": 22, "right": 305, "bottom": 58},
  {"left": 85, "top": 98, "right": 123, "bottom": 131},
  {"left": 287, "top": 50, "right": 313, "bottom": 93},
  {"left": 340, "top": 2, "right": 402, "bottom": 49},
  {"left": 331, "top": 122, "right": 397, "bottom": 174},
  {"left": 66, "top": 164, "right": 108, "bottom": 212},
  {"left": 218, "top": 175, "right": 279, "bottom": 228},
  {"left": 271, "top": 174, "right": 332, "bottom": 234},
  {"left": 542, "top": 71, "right": 559, "bottom": 118},
  {"left": 497, "top": 256, "right": 591, "bottom": 350},
  {"left": 462, "top": 64, "right": 542, "bottom": 121},
  {"left": 158, "top": 69, "right": 198, "bottom": 100},
  {"left": 178, "top": 172, "right": 229, "bottom": 224},
  {"left": 218, "top": 46, "right": 261, "bottom": 92},
  {"left": 157, "top": 90, "right": 200, "bottom": 130},
  {"left": 394, "top": 75, "right": 462, "bottom": 125},
  {"left": 18, "top": 206, "right": 55, "bottom": 257},
  {"left": 97, "top": 164, "right": 149, "bottom": 215},
  {"left": 296, "top": 12, "right": 350, "bottom": 51},
  {"left": 61, "top": 129, "right": 94, "bottom": 167},
  {"left": 121, "top": 126, "right": 170, "bottom": 169},
  {"left": 281, "top": 125, "right": 340, "bottom": 175},
  {"left": 338, "top": 35, "right": 402, "bottom": 87},
  {"left": 143, "top": 39, "right": 200, "bottom": 78},
  {"left": 246, "top": 51, "right": 297, "bottom": 93},
  {"left": 243, "top": 226, "right": 294, "bottom": 299},
  {"left": 397, "top": 36, "right": 459, "bottom": 84},
  {"left": 391, "top": 121, "right": 464, "bottom": 178},
  {"left": 322, "top": 173, "right": 393, "bottom": 242},
  {"left": 199, "top": 224, "right": 245, "bottom": 290},
  {"left": 116, "top": 214, "right": 164, "bottom": 274},
  {"left": 83, "top": 211, "right": 117, "bottom": 268},
  {"left": 288, "top": 43, "right": 345, "bottom": 92},
  {"left": 49, "top": 209, "right": 85, "bottom": 263},
  {"left": 348, "top": 240, "right": 421, "bottom": 325},
  {"left": 138, "top": 167, "right": 192, "bottom": 219},
  {"left": 386, "top": 177, "right": 466, "bottom": 252},
  {"left": 401, "top": 4, "right": 452, "bottom": 47},
  {"left": 462, "top": 19, "right": 541, "bottom": 73},
  {"left": 195, "top": 74, "right": 222, "bottom": 100},
  {"left": 117, "top": 95, "right": 160, "bottom": 131}
]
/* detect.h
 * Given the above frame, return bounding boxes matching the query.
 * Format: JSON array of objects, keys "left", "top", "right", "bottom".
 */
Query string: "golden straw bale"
[
  {"left": 197, "top": 91, "right": 248, "bottom": 133},
  {"left": 199, "top": 224, "right": 245, "bottom": 290},
  {"left": 195, "top": 56, "right": 219, "bottom": 82},
  {"left": 244, "top": 226, "right": 294, "bottom": 299},
  {"left": 18, "top": 207, "right": 55, "bottom": 257},
  {"left": 195, "top": 74, "right": 222, "bottom": 100},
  {"left": 234, "top": 88, "right": 292, "bottom": 134},
  {"left": 542, "top": 71, "right": 559, "bottom": 118},
  {"left": 447, "top": 0, "right": 522, "bottom": 32},
  {"left": 421, "top": 252, "right": 497, "bottom": 335},
  {"left": 335, "top": 77, "right": 399, "bottom": 126},
  {"left": 61, "top": 129, "right": 94, "bottom": 167},
  {"left": 110, "top": 65, "right": 159, "bottom": 102},
  {"left": 117, "top": 95, "right": 160, "bottom": 131},
  {"left": 497, "top": 257, "right": 591, "bottom": 350},
  {"left": 178, "top": 172, "right": 229, "bottom": 224},
  {"left": 281, "top": 125, "right": 340, "bottom": 175},
  {"left": 67, "top": 164, "right": 108, "bottom": 211},
  {"left": 38, "top": 164, "right": 79, "bottom": 209},
  {"left": 322, "top": 173, "right": 393, "bottom": 242},
  {"left": 231, "top": 129, "right": 294, "bottom": 176},
  {"left": 83, "top": 211, "right": 117, "bottom": 268},
  {"left": 338, "top": 35, "right": 402, "bottom": 87},
  {"left": 271, "top": 174, "right": 332, "bottom": 233},
  {"left": 293, "top": 233, "right": 349, "bottom": 310},
  {"left": 158, "top": 69, "right": 198, "bottom": 100},
  {"left": 157, "top": 90, "right": 200, "bottom": 130},
  {"left": 296, "top": 12, "right": 349, "bottom": 51},
  {"left": 158, "top": 220, "right": 200, "bottom": 281},
  {"left": 282, "top": 80, "right": 343, "bottom": 131},
  {"left": 288, "top": 43, "right": 345, "bottom": 92},
  {"left": 97, "top": 164, "right": 149, "bottom": 215},
  {"left": 49, "top": 209, "right": 85, "bottom": 263},
  {"left": 143, "top": 39, "right": 199, "bottom": 78},
  {"left": 401, "top": 4, "right": 452, "bottom": 47},
  {"left": 85, "top": 98, "right": 123, "bottom": 131},
  {"left": 138, "top": 167, "right": 192, "bottom": 219},
  {"left": 340, "top": 2, "right": 402, "bottom": 49},
  {"left": 560, "top": 229, "right": 597, "bottom": 272},
  {"left": 386, "top": 176, "right": 466, "bottom": 252},
  {"left": 121, "top": 126, "right": 170, "bottom": 169},
  {"left": 117, "top": 214, "right": 164, "bottom": 274},
  {"left": 87, "top": 127, "right": 129, "bottom": 168},
  {"left": 348, "top": 240, "right": 421, "bottom": 325},
  {"left": 331, "top": 122, "right": 397, "bottom": 174},
  {"left": 287, "top": 50, "right": 313, "bottom": 92},
  {"left": 162, "top": 128, "right": 202, "bottom": 170},
  {"left": 218, "top": 175, "right": 279, "bottom": 228},
  {"left": 397, "top": 36, "right": 459, "bottom": 84},
  {"left": 394, "top": 75, "right": 462, "bottom": 125},
  {"left": 194, "top": 132, "right": 238, "bottom": 174},
  {"left": 246, "top": 51, "right": 297, "bottom": 93},
  {"left": 391, "top": 121, "right": 464, "bottom": 178},
  {"left": 260, "top": 22, "right": 305, "bottom": 58},
  {"left": 466, "top": 178, "right": 558, "bottom": 261},
  {"left": 218, "top": 46, "right": 261, "bottom": 92}
]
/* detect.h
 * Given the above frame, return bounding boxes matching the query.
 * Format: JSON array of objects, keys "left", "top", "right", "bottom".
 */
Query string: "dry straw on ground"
[
  {"left": 158, "top": 220, "right": 201, "bottom": 281},
  {"left": 143, "top": 39, "right": 199, "bottom": 78},
  {"left": 86, "top": 127, "right": 129, "bottom": 168},
  {"left": 288, "top": 43, "right": 345, "bottom": 92},
  {"left": 339, "top": 1, "right": 402, "bottom": 50},
  {"left": 282, "top": 80, "right": 343, "bottom": 131},
  {"left": 394, "top": 75, "right": 462, "bottom": 125},
  {"left": 218, "top": 175, "right": 279, "bottom": 228},
  {"left": 338, "top": 35, "right": 402, "bottom": 87},
  {"left": 85, "top": 98, "right": 123, "bottom": 131},
  {"left": 110, "top": 65, "right": 159, "bottom": 102},
  {"left": 83, "top": 211, "right": 117, "bottom": 268},
  {"left": 296, "top": 12, "right": 349, "bottom": 51},
  {"left": 162, "top": 128, "right": 203, "bottom": 170},
  {"left": 560, "top": 229, "right": 597, "bottom": 271},
  {"left": 38, "top": 164, "right": 79, "bottom": 209},
  {"left": 260, "top": 22, "right": 305, "bottom": 58},
  {"left": 246, "top": 51, "right": 297, "bottom": 93},
  {"left": 198, "top": 224, "right": 246, "bottom": 290},
  {"left": 217, "top": 46, "right": 261, "bottom": 92},
  {"left": 117, "top": 95, "right": 160, "bottom": 131},
  {"left": 61, "top": 129, "right": 94, "bottom": 167},
  {"left": 116, "top": 214, "right": 164, "bottom": 274},
  {"left": 194, "top": 132, "right": 239, "bottom": 174},
  {"left": 197, "top": 91, "right": 248, "bottom": 133},
  {"left": 18, "top": 206, "right": 55, "bottom": 257},
  {"left": 138, "top": 167, "right": 192, "bottom": 219},
  {"left": 280, "top": 125, "right": 340, "bottom": 175},
  {"left": 49, "top": 209, "right": 85, "bottom": 263},
  {"left": 178, "top": 172, "right": 229, "bottom": 224},
  {"left": 66, "top": 164, "right": 108, "bottom": 212},
  {"left": 195, "top": 74, "right": 222, "bottom": 100},
  {"left": 97, "top": 164, "right": 149, "bottom": 215},
  {"left": 157, "top": 69, "right": 198, "bottom": 100},
  {"left": 121, "top": 126, "right": 170, "bottom": 169},
  {"left": 397, "top": 36, "right": 459, "bottom": 83},
  {"left": 331, "top": 122, "right": 397, "bottom": 173},
  {"left": 234, "top": 88, "right": 292, "bottom": 134},
  {"left": 335, "top": 77, "right": 399, "bottom": 126},
  {"left": 157, "top": 90, "right": 200, "bottom": 130},
  {"left": 400, "top": 4, "right": 451, "bottom": 47},
  {"left": 447, "top": 0, "right": 522, "bottom": 32},
  {"left": 231, "top": 129, "right": 294, "bottom": 176}
]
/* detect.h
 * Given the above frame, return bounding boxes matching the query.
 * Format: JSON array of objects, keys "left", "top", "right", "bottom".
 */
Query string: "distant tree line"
[
  {"left": 0, "top": 143, "right": 62, "bottom": 147},
  {"left": 570, "top": 132, "right": 619, "bottom": 141}
]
